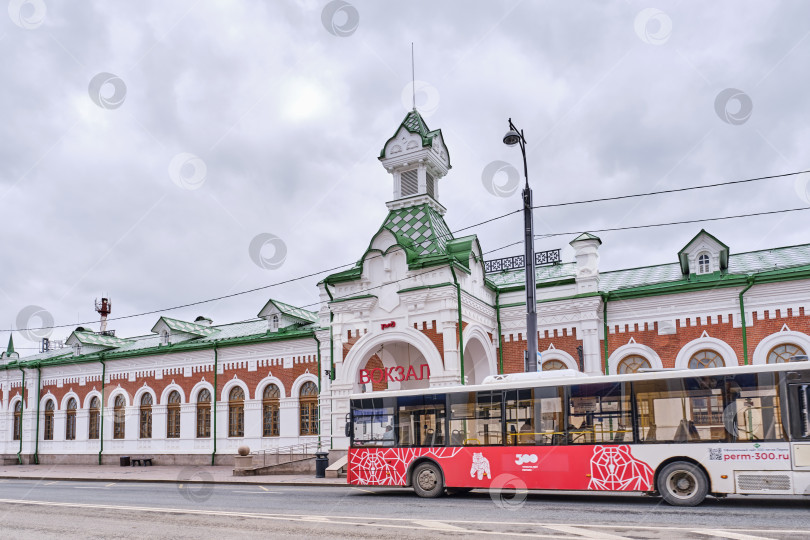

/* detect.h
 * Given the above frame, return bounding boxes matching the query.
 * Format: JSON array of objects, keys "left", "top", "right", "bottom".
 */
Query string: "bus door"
[
  {"left": 786, "top": 377, "right": 810, "bottom": 475},
  {"left": 396, "top": 394, "right": 446, "bottom": 447}
]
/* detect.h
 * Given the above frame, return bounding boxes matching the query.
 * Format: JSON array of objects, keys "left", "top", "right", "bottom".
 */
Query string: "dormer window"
[
  {"left": 271, "top": 315, "right": 279, "bottom": 331},
  {"left": 161, "top": 330, "right": 170, "bottom": 346},
  {"left": 697, "top": 252, "right": 711, "bottom": 274},
  {"left": 73, "top": 343, "right": 82, "bottom": 356}
]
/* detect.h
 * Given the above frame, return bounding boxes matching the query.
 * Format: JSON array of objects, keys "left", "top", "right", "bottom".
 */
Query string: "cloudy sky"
[{"left": 2, "top": 0, "right": 809, "bottom": 353}]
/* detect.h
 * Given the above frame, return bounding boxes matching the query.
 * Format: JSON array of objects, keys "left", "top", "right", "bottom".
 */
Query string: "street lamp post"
[{"left": 503, "top": 118, "right": 538, "bottom": 373}]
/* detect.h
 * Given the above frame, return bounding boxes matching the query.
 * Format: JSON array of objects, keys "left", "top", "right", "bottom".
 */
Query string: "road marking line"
[
  {"left": 694, "top": 531, "right": 776, "bottom": 540},
  {"left": 413, "top": 520, "right": 467, "bottom": 531},
  {"left": 545, "top": 525, "right": 631, "bottom": 540},
  {"left": 351, "top": 487, "right": 377, "bottom": 494},
  {"left": 106, "top": 483, "right": 116, "bottom": 487},
  {"left": 259, "top": 486, "right": 268, "bottom": 492},
  {"left": 230, "top": 490, "right": 281, "bottom": 494},
  {"left": 44, "top": 481, "right": 59, "bottom": 485},
  {"left": 73, "top": 486, "right": 111, "bottom": 490},
  {"left": 0, "top": 498, "right": 567, "bottom": 539}
]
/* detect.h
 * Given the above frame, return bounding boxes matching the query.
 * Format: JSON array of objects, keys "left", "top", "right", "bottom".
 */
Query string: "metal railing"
[{"left": 252, "top": 440, "right": 321, "bottom": 468}]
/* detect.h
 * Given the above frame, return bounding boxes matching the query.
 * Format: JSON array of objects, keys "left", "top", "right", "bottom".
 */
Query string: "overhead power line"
[
  {"left": 4, "top": 167, "right": 809, "bottom": 334},
  {"left": 534, "top": 206, "right": 810, "bottom": 239},
  {"left": 532, "top": 169, "right": 810, "bottom": 210}
]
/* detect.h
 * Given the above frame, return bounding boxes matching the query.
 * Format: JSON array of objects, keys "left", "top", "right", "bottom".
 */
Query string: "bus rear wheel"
[
  {"left": 657, "top": 462, "right": 708, "bottom": 507},
  {"left": 412, "top": 462, "right": 444, "bottom": 498}
]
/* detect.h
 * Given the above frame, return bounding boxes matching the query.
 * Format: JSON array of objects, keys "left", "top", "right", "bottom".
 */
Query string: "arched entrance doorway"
[
  {"left": 359, "top": 341, "right": 431, "bottom": 393},
  {"left": 462, "top": 325, "right": 498, "bottom": 385},
  {"left": 339, "top": 326, "right": 447, "bottom": 394}
]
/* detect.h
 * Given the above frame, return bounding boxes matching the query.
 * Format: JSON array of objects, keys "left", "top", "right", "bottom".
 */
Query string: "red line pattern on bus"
[
  {"left": 587, "top": 445, "right": 654, "bottom": 491},
  {"left": 349, "top": 447, "right": 464, "bottom": 486}
]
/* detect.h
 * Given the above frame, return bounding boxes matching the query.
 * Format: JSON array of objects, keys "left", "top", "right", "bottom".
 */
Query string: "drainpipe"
[
  {"left": 211, "top": 343, "right": 218, "bottom": 466},
  {"left": 98, "top": 355, "right": 106, "bottom": 465},
  {"left": 324, "top": 282, "right": 335, "bottom": 382},
  {"left": 16, "top": 364, "right": 25, "bottom": 464},
  {"left": 602, "top": 294, "right": 610, "bottom": 375},
  {"left": 313, "top": 334, "right": 322, "bottom": 450},
  {"left": 450, "top": 266, "right": 465, "bottom": 384},
  {"left": 739, "top": 276, "right": 755, "bottom": 365},
  {"left": 33, "top": 364, "right": 42, "bottom": 465},
  {"left": 495, "top": 289, "right": 504, "bottom": 375}
]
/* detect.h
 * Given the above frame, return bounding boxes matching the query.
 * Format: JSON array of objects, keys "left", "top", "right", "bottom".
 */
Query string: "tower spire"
[
  {"left": 411, "top": 42, "right": 416, "bottom": 111},
  {"left": 6, "top": 334, "right": 14, "bottom": 355}
]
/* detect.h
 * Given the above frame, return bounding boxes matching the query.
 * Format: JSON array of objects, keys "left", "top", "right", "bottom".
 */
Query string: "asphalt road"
[{"left": 0, "top": 478, "right": 808, "bottom": 539}]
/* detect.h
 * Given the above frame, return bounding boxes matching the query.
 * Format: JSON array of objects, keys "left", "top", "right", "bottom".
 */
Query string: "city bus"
[{"left": 346, "top": 360, "right": 810, "bottom": 506}]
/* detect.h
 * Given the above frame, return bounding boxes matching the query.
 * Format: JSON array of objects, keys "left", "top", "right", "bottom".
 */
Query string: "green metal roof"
[
  {"left": 262, "top": 299, "right": 318, "bottom": 324},
  {"left": 6, "top": 334, "right": 14, "bottom": 355},
  {"left": 485, "top": 241, "right": 810, "bottom": 294},
  {"left": 384, "top": 203, "right": 453, "bottom": 257},
  {"left": 379, "top": 110, "right": 449, "bottom": 166},
  {"left": 155, "top": 316, "right": 220, "bottom": 336},
  {"left": 70, "top": 331, "right": 134, "bottom": 348}
]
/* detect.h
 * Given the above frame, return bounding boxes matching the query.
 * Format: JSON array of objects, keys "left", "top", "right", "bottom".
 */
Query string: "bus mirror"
[{"left": 345, "top": 420, "right": 352, "bottom": 438}]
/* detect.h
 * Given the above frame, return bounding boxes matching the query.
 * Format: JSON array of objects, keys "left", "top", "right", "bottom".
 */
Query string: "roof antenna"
[{"left": 411, "top": 42, "right": 416, "bottom": 111}]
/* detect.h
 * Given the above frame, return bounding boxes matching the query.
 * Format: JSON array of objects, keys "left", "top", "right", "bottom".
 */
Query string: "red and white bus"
[{"left": 346, "top": 360, "right": 810, "bottom": 506}]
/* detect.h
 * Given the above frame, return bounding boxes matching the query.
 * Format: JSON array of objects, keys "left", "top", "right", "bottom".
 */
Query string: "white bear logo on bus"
[{"left": 470, "top": 452, "right": 491, "bottom": 480}]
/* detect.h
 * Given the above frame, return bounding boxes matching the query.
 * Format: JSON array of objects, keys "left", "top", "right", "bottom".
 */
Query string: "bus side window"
[
  {"left": 792, "top": 384, "right": 810, "bottom": 439},
  {"left": 568, "top": 382, "right": 632, "bottom": 445},
  {"left": 505, "top": 387, "right": 563, "bottom": 445},
  {"left": 725, "top": 373, "right": 785, "bottom": 442}
]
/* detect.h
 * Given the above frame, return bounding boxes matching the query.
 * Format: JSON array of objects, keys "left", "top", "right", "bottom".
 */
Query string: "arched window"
[
  {"left": 767, "top": 343, "right": 806, "bottom": 364},
  {"left": 113, "top": 395, "right": 126, "bottom": 439},
  {"left": 160, "top": 329, "right": 170, "bottom": 346},
  {"left": 140, "top": 393, "right": 153, "bottom": 438},
  {"left": 44, "top": 400, "right": 55, "bottom": 441},
  {"left": 299, "top": 381, "right": 318, "bottom": 436},
  {"left": 228, "top": 387, "right": 245, "bottom": 437},
  {"left": 197, "top": 389, "right": 211, "bottom": 438},
  {"left": 697, "top": 253, "right": 711, "bottom": 274},
  {"left": 13, "top": 401, "right": 22, "bottom": 441},
  {"left": 263, "top": 384, "right": 280, "bottom": 437},
  {"left": 541, "top": 359, "right": 567, "bottom": 371},
  {"left": 617, "top": 355, "right": 651, "bottom": 374},
  {"left": 272, "top": 315, "right": 279, "bottom": 331},
  {"left": 65, "top": 398, "right": 77, "bottom": 440},
  {"left": 89, "top": 397, "right": 101, "bottom": 439},
  {"left": 688, "top": 349, "right": 724, "bottom": 369},
  {"left": 167, "top": 391, "right": 181, "bottom": 439}
]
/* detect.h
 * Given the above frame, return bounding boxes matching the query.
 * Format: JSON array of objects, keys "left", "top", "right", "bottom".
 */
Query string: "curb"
[{"left": 0, "top": 475, "right": 348, "bottom": 487}]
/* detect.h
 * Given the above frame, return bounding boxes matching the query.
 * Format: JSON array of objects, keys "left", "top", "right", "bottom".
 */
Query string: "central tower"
[{"left": 379, "top": 110, "right": 451, "bottom": 215}]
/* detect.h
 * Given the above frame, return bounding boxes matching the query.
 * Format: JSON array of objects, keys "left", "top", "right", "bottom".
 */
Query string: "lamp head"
[{"left": 503, "top": 129, "right": 521, "bottom": 146}]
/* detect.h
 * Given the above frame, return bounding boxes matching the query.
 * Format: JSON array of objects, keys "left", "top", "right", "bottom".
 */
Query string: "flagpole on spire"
[{"left": 411, "top": 42, "right": 416, "bottom": 111}]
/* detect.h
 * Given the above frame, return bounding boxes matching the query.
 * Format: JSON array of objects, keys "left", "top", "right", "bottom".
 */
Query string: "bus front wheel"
[
  {"left": 657, "top": 462, "right": 709, "bottom": 507},
  {"left": 412, "top": 462, "right": 444, "bottom": 498}
]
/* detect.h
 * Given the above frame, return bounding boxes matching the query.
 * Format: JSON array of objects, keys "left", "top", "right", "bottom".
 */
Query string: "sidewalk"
[{"left": 0, "top": 464, "right": 347, "bottom": 486}]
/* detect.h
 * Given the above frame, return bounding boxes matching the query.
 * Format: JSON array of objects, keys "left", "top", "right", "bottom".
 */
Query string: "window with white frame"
[
  {"left": 697, "top": 253, "right": 711, "bottom": 274},
  {"left": 161, "top": 330, "right": 170, "bottom": 346}
]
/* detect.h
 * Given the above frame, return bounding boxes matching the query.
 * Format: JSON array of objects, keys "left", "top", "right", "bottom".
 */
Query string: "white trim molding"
[
  {"left": 608, "top": 343, "right": 663, "bottom": 374},
  {"left": 675, "top": 336, "right": 739, "bottom": 369},
  {"left": 255, "top": 375, "right": 287, "bottom": 399},
  {"left": 539, "top": 348, "right": 578, "bottom": 371},
  {"left": 752, "top": 330, "right": 810, "bottom": 365}
]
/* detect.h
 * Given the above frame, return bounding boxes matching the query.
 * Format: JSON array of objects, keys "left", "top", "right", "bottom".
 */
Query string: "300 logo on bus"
[{"left": 515, "top": 454, "right": 538, "bottom": 465}]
